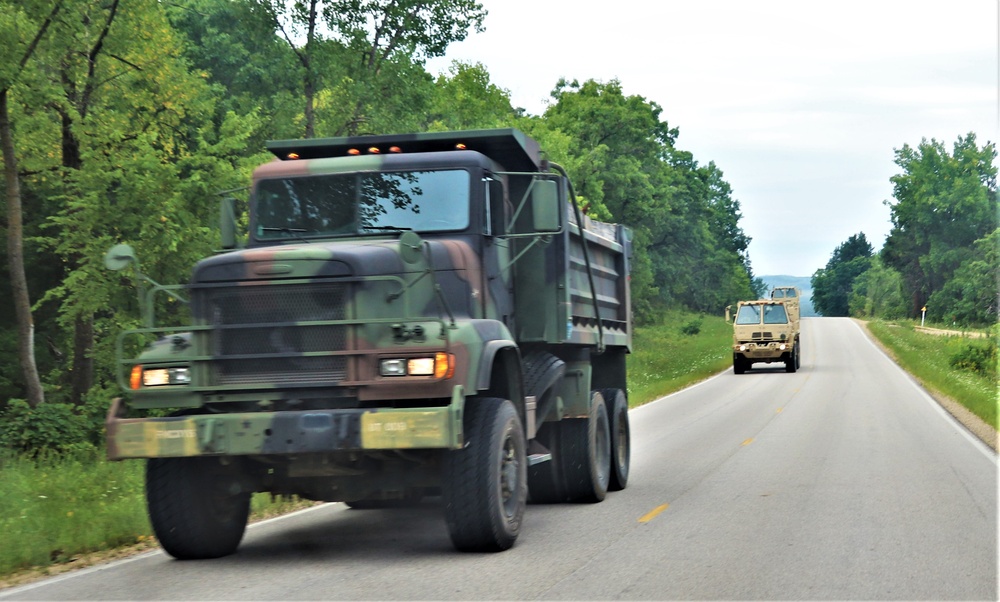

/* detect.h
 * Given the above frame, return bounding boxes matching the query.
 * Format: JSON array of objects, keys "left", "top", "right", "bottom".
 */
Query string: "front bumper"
[
  {"left": 106, "top": 387, "right": 465, "bottom": 460},
  {"left": 733, "top": 342, "right": 791, "bottom": 360}
]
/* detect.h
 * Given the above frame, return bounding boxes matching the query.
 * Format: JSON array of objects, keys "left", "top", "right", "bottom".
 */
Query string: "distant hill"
[{"left": 761, "top": 275, "right": 818, "bottom": 317}]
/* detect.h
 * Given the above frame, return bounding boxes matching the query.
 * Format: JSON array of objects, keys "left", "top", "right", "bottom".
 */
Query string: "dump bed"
[{"left": 514, "top": 202, "right": 632, "bottom": 351}]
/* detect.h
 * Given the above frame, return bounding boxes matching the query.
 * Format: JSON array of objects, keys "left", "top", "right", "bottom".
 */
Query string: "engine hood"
[{"left": 192, "top": 240, "right": 416, "bottom": 283}]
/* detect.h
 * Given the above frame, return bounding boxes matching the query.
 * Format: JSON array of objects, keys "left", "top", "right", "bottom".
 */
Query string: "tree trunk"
[
  {"left": 70, "top": 313, "right": 94, "bottom": 406},
  {"left": 1, "top": 89, "right": 46, "bottom": 408}
]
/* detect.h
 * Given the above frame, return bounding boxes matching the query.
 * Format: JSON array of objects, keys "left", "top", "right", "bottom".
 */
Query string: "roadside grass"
[
  {"left": 627, "top": 311, "right": 733, "bottom": 406},
  {"left": 865, "top": 320, "right": 998, "bottom": 429},
  {"left": 0, "top": 450, "right": 312, "bottom": 582}
]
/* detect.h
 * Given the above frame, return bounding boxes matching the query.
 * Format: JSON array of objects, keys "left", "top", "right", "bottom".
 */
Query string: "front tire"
[
  {"left": 443, "top": 397, "right": 527, "bottom": 552},
  {"left": 733, "top": 353, "right": 747, "bottom": 375},
  {"left": 146, "top": 457, "right": 251, "bottom": 560},
  {"left": 785, "top": 343, "right": 799, "bottom": 373}
]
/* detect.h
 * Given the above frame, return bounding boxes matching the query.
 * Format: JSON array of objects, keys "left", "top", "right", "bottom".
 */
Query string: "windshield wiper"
[
  {"left": 260, "top": 227, "right": 311, "bottom": 243},
  {"left": 362, "top": 225, "right": 412, "bottom": 232}
]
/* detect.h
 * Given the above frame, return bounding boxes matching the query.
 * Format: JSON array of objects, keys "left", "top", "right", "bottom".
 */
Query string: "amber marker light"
[
  {"left": 130, "top": 365, "right": 143, "bottom": 390},
  {"left": 286, "top": 152, "right": 300, "bottom": 160},
  {"left": 454, "top": 143, "right": 467, "bottom": 150},
  {"left": 435, "top": 352, "right": 455, "bottom": 379},
  {"left": 389, "top": 146, "right": 402, "bottom": 153},
  {"left": 368, "top": 146, "right": 381, "bottom": 154},
  {"left": 347, "top": 148, "right": 361, "bottom": 155}
]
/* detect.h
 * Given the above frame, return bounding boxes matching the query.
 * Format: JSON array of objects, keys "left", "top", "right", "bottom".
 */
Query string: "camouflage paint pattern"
[{"left": 108, "top": 129, "right": 631, "bottom": 464}]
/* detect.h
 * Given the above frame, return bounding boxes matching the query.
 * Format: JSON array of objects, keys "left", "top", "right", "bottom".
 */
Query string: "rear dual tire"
[
  {"left": 600, "top": 388, "right": 630, "bottom": 492},
  {"left": 559, "top": 391, "right": 611, "bottom": 502}
]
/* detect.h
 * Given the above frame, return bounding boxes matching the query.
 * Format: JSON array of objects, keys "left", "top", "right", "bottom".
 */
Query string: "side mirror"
[
  {"left": 104, "top": 244, "right": 137, "bottom": 271},
  {"left": 531, "top": 179, "right": 560, "bottom": 233},
  {"left": 220, "top": 197, "right": 237, "bottom": 249}
]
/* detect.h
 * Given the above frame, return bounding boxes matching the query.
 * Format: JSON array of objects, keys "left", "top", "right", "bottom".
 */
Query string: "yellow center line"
[{"left": 638, "top": 503, "right": 669, "bottom": 523}]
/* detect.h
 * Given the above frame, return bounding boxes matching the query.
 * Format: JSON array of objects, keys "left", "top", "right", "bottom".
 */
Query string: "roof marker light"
[
  {"left": 287, "top": 152, "right": 300, "bottom": 160},
  {"left": 389, "top": 146, "right": 402, "bottom": 153},
  {"left": 455, "top": 143, "right": 467, "bottom": 150},
  {"left": 368, "top": 146, "right": 381, "bottom": 154},
  {"left": 348, "top": 148, "right": 361, "bottom": 155}
]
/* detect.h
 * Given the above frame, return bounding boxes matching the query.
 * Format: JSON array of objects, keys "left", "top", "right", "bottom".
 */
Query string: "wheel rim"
[{"left": 500, "top": 434, "right": 520, "bottom": 518}]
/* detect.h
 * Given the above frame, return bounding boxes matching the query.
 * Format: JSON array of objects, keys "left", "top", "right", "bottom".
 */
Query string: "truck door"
[{"left": 483, "top": 175, "right": 515, "bottom": 329}]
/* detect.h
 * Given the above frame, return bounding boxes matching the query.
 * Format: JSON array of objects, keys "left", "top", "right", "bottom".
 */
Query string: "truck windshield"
[
  {"left": 762, "top": 304, "right": 789, "bottom": 324},
  {"left": 735, "top": 305, "right": 761, "bottom": 325},
  {"left": 253, "top": 170, "right": 470, "bottom": 240}
]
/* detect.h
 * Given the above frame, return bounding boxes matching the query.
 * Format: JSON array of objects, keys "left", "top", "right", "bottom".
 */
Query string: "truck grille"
[
  {"left": 752, "top": 332, "right": 773, "bottom": 340},
  {"left": 196, "top": 282, "right": 351, "bottom": 386}
]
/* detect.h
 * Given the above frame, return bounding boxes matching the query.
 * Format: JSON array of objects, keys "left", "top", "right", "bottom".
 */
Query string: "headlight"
[
  {"left": 778, "top": 343, "right": 787, "bottom": 351},
  {"left": 380, "top": 353, "right": 454, "bottom": 379},
  {"left": 738, "top": 344, "right": 748, "bottom": 352},
  {"left": 131, "top": 366, "right": 191, "bottom": 389}
]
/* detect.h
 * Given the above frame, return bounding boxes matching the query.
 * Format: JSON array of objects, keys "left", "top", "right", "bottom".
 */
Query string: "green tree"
[
  {"left": 926, "top": 228, "right": 1000, "bottom": 326},
  {"left": 0, "top": 0, "right": 64, "bottom": 408},
  {"left": 258, "top": 0, "right": 486, "bottom": 137},
  {"left": 4, "top": 0, "right": 251, "bottom": 408},
  {"left": 426, "top": 61, "right": 518, "bottom": 131},
  {"left": 527, "top": 78, "right": 757, "bottom": 320},
  {"left": 882, "top": 134, "right": 998, "bottom": 316},
  {"left": 811, "top": 233, "right": 873, "bottom": 317},
  {"left": 848, "top": 255, "right": 907, "bottom": 319},
  {"left": 165, "top": 0, "right": 301, "bottom": 141}
]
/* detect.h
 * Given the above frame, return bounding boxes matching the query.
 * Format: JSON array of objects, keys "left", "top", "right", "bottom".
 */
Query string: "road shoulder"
[{"left": 854, "top": 318, "right": 998, "bottom": 453}]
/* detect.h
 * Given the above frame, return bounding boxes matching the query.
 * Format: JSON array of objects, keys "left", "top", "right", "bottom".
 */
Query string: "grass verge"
[
  {"left": 0, "top": 450, "right": 313, "bottom": 588},
  {"left": 627, "top": 311, "right": 733, "bottom": 405},
  {"left": 864, "top": 319, "right": 998, "bottom": 433}
]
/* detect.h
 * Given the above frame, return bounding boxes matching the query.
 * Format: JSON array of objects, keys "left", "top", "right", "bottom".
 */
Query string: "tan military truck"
[
  {"left": 770, "top": 286, "right": 801, "bottom": 326},
  {"left": 731, "top": 299, "right": 800, "bottom": 374}
]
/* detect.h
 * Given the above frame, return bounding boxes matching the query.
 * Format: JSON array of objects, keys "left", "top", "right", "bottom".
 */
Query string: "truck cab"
[{"left": 731, "top": 299, "right": 800, "bottom": 374}]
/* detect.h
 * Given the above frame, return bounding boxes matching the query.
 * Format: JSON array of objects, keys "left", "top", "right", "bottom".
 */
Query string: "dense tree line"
[
  {"left": 0, "top": 0, "right": 760, "bottom": 449},
  {"left": 811, "top": 134, "right": 997, "bottom": 328}
]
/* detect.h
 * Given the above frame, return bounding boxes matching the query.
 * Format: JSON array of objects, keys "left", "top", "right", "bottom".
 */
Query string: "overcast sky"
[{"left": 426, "top": 0, "right": 998, "bottom": 277}]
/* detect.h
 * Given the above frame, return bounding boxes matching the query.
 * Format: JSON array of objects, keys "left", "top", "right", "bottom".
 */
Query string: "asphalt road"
[{"left": 3, "top": 317, "right": 996, "bottom": 600}]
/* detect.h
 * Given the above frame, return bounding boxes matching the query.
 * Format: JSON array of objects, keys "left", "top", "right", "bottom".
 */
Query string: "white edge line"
[
  {"left": 0, "top": 504, "right": 333, "bottom": 598},
  {"left": 630, "top": 369, "right": 728, "bottom": 414},
  {"left": 850, "top": 319, "right": 997, "bottom": 463}
]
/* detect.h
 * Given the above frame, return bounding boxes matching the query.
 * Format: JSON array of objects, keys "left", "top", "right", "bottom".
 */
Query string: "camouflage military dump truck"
[
  {"left": 104, "top": 128, "right": 632, "bottom": 558},
  {"left": 731, "top": 299, "right": 800, "bottom": 374}
]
